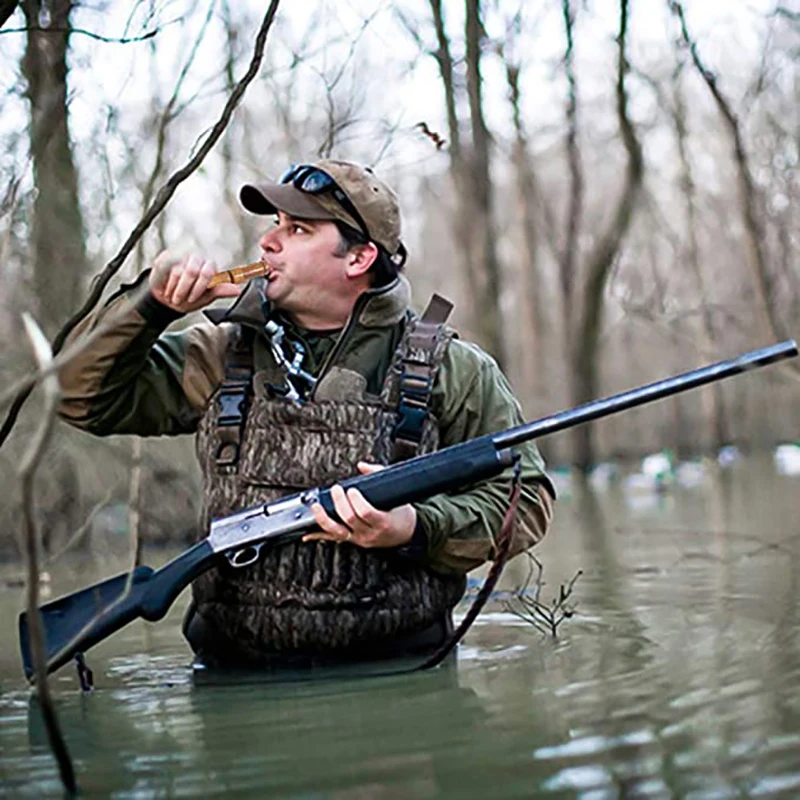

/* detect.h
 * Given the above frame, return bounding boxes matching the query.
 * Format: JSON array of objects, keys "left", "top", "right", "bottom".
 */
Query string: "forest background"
[{"left": 0, "top": 0, "right": 797, "bottom": 559}]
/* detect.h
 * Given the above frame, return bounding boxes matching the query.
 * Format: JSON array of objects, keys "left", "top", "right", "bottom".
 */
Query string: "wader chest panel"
[{"left": 193, "top": 296, "right": 462, "bottom": 660}]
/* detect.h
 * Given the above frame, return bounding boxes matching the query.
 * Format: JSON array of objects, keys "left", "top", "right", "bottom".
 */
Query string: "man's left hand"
[{"left": 303, "top": 462, "right": 416, "bottom": 548}]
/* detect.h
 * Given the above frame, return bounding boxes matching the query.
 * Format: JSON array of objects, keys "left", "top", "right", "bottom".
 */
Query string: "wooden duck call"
[{"left": 207, "top": 261, "right": 270, "bottom": 288}]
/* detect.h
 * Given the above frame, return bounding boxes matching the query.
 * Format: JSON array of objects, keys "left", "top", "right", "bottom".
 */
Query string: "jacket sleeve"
[
  {"left": 413, "top": 339, "right": 556, "bottom": 575},
  {"left": 57, "top": 272, "right": 231, "bottom": 437}
]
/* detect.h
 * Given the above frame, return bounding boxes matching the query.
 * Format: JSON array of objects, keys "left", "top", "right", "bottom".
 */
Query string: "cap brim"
[{"left": 240, "top": 182, "right": 338, "bottom": 221}]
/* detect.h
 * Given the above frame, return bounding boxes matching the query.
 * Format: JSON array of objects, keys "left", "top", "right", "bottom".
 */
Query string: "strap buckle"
[
  {"left": 216, "top": 386, "right": 248, "bottom": 426},
  {"left": 393, "top": 398, "right": 429, "bottom": 441}
]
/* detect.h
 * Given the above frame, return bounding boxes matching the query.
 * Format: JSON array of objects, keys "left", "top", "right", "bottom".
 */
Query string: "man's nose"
[{"left": 259, "top": 226, "right": 281, "bottom": 252}]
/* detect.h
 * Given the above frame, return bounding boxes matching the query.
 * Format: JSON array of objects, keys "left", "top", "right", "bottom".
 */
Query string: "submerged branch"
[
  {"left": 19, "top": 314, "right": 76, "bottom": 795},
  {"left": 505, "top": 553, "right": 582, "bottom": 637}
]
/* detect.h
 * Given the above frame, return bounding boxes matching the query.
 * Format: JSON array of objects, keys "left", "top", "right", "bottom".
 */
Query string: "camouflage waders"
[{"left": 187, "top": 300, "right": 466, "bottom": 665}]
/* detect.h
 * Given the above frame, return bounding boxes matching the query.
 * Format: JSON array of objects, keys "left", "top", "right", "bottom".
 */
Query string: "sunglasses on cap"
[{"left": 280, "top": 164, "right": 372, "bottom": 242}]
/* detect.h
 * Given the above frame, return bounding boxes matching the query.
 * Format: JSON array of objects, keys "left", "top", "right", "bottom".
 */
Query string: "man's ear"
[{"left": 344, "top": 242, "right": 379, "bottom": 279}]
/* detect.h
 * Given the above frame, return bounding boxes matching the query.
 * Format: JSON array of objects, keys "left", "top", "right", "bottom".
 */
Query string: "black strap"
[
  {"left": 214, "top": 326, "right": 254, "bottom": 473},
  {"left": 392, "top": 294, "right": 453, "bottom": 462}
]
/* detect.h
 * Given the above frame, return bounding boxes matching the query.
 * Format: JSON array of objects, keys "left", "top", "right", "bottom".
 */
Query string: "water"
[{"left": 2, "top": 456, "right": 800, "bottom": 797}]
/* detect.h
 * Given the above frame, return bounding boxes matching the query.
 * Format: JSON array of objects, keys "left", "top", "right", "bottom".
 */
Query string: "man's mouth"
[{"left": 261, "top": 258, "right": 279, "bottom": 281}]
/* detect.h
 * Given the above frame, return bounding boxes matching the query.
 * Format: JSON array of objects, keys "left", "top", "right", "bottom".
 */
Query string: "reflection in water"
[
  {"left": 22, "top": 661, "right": 547, "bottom": 797},
  {"left": 2, "top": 458, "right": 800, "bottom": 796}
]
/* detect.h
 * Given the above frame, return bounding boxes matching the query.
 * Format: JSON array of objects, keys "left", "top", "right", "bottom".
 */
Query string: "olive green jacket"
[{"left": 57, "top": 273, "right": 554, "bottom": 574}]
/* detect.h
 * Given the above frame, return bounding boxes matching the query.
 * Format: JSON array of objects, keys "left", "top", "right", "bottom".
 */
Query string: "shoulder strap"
[
  {"left": 391, "top": 294, "right": 454, "bottom": 462},
  {"left": 214, "top": 325, "right": 255, "bottom": 473}
]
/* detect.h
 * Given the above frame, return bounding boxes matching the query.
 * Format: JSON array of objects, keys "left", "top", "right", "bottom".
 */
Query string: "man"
[{"left": 58, "top": 159, "right": 555, "bottom": 668}]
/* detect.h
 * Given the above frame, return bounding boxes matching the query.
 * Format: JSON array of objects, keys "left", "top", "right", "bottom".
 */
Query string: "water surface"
[{"left": 2, "top": 455, "right": 799, "bottom": 797}]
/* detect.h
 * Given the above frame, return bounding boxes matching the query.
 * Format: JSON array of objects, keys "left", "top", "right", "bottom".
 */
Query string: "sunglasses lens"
[
  {"left": 280, "top": 165, "right": 333, "bottom": 194},
  {"left": 279, "top": 164, "right": 299, "bottom": 184},
  {"left": 297, "top": 170, "right": 333, "bottom": 194},
  {"left": 277, "top": 164, "right": 370, "bottom": 239}
]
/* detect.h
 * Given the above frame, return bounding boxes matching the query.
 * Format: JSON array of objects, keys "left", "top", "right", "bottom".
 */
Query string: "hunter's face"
[{"left": 259, "top": 212, "right": 350, "bottom": 320}]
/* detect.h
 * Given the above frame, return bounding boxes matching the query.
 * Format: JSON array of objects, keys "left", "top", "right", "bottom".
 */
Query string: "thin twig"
[
  {"left": 0, "top": 24, "right": 168, "bottom": 43},
  {"left": 19, "top": 314, "right": 76, "bottom": 795},
  {"left": 505, "top": 552, "right": 582, "bottom": 636},
  {"left": 128, "top": 437, "right": 143, "bottom": 572}
]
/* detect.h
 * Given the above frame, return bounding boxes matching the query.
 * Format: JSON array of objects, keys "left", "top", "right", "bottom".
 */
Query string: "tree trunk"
[
  {"left": 560, "top": 0, "right": 583, "bottom": 329},
  {"left": 21, "top": 0, "right": 88, "bottom": 337},
  {"left": 571, "top": 0, "right": 643, "bottom": 471},
  {"left": 464, "top": 0, "right": 505, "bottom": 365},
  {"left": 21, "top": 0, "right": 88, "bottom": 335},
  {"left": 426, "top": 0, "right": 482, "bottom": 342},
  {"left": 505, "top": 60, "right": 544, "bottom": 400},
  {"left": 671, "top": 60, "right": 729, "bottom": 449}
]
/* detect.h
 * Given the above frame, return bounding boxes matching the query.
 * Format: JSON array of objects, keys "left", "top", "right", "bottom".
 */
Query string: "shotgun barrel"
[{"left": 495, "top": 340, "right": 798, "bottom": 449}]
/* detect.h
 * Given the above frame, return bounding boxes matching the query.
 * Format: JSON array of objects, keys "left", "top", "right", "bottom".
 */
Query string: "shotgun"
[{"left": 19, "top": 340, "right": 797, "bottom": 679}]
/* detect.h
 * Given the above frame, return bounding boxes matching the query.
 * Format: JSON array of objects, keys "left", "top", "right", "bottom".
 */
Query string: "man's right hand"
[{"left": 149, "top": 251, "right": 243, "bottom": 314}]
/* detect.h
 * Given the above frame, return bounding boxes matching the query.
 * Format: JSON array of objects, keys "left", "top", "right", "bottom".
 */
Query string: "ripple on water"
[
  {"left": 748, "top": 772, "right": 800, "bottom": 795},
  {"left": 542, "top": 764, "right": 615, "bottom": 792},
  {"left": 533, "top": 729, "right": 657, "bottom": 759}
]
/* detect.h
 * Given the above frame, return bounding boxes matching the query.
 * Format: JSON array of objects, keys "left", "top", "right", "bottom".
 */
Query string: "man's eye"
[{"left": 292, "top": 224, "right": 306, "bottom": 234}]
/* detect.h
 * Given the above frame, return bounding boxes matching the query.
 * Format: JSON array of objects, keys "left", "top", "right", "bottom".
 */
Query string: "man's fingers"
[
  {"left": 210, "top": 283, "right": 243, "bottom": 300},
  {"left": 151, "top": 250, "right": 176, "bottom": 284},
  {"left": 172, "top": 255, "right": 203, "bottom": 305},
  {"left": 150, "top": 250, "right": 246, "bottom": 312},
  {"left": 330, "top": 483, "right": 361, "bottom": 530},
  {"left": 149, "top": 254, "right": 179, "bottom": 296},
  {"left": 186, "top": 261, "right": 217, "bottom": 305},
  {"left": 302, "top": 531, "right": 341, "bottom": 543},
  {"left": 346, "top": 487, "right": 382, "bottom": 527},
  {"left": 163, "top": 263, "right": 183, "bottom": 300},
  {"left": 356, "top": 461, "right": 385, "bottom": 475},
  {"left": 309, "top": 500, "right": 351, "bottom": 540}
]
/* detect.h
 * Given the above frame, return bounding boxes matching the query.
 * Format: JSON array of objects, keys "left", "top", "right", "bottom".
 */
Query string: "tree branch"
[
  {"left": 20, "top": 313, "right": 76, "bottom": 795},
  {"left": 0, "top": 24, "right": 165, "bottom": 42},
  {"left": 669, "top": 0, "right": 796, "bottom": 371}
]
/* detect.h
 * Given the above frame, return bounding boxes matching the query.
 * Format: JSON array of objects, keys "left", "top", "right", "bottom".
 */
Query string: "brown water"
[{"left": 2, "top": 455, "right": 800, "bottom": 797}]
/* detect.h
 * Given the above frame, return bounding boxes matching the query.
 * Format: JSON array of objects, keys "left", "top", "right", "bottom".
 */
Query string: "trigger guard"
[{"left": 227, "top": 542, "right": 262, "bottom": 568}]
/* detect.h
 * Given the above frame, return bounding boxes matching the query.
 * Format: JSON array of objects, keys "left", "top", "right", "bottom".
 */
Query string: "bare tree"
[
  {"left": 398, "top": 0, "right": 506, "bottom": 364},
  {"left": 669, "top": 1, "right": 793, "bottom": 356},
  {"left": 464, "top": 0, "right": 506, "bottom": 365},
  {"left": 559, "top": 0, "right": 584, "bottom": 330},
  {"left": 495, "top": 8, "right": 552, "bottom": 427},
  {"left": 570, "top": 0, "right": 644, "bottom": 470},
  {"left": 21, "top": 0, "right": 89, "bottom": 337},
  {"left": 669, "top": 58, "right": 729, "bottom": 448}
]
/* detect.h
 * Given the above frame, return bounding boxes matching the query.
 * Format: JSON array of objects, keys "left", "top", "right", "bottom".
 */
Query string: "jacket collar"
[{"left": 203, "top": 275, "right": 411, "bottom": 330}]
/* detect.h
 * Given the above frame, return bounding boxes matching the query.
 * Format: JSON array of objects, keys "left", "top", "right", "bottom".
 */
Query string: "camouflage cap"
[{"left": 240, "top": 159, "right": 403, "bottom": 258}]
